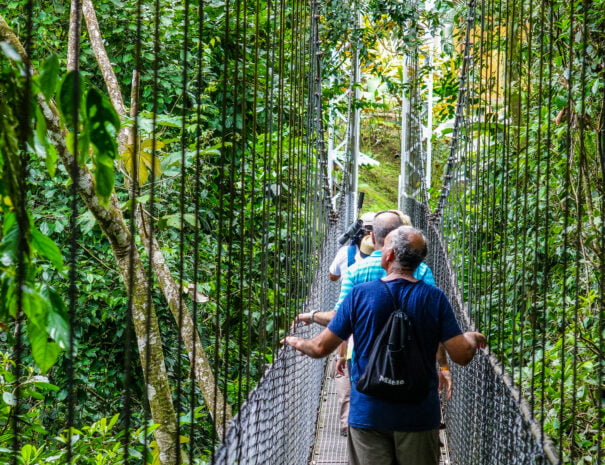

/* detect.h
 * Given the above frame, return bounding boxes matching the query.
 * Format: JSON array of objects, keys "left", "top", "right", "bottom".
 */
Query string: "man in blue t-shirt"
[{"left": 283, "top": 226, "right": 486, "bottom": 465}]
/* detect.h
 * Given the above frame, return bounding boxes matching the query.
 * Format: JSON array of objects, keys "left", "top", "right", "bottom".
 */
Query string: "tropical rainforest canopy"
[{"left": 0, "top": 0, "right": 603, "bottom": 464}]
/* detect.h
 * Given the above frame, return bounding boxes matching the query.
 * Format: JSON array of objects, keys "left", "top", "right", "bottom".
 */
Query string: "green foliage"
[
  {"left": 57, "top": 71, "right": 121, "bottom": 203},
  {"left": 0, "top": 44, "right": 69, "bottom": 374},
  {"left": 0, "top": 352, "right": 156, "bottom": 464},
  {"left": 440, "top": 0, "right": 605, "bottom": 460}
]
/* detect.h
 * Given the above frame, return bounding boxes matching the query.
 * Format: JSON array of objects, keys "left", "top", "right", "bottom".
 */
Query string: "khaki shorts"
[{"left": 347, "top": 427, "right": 440, "bottom": 465}]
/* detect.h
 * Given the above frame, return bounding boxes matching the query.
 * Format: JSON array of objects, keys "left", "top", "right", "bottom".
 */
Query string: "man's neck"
[{"left": 384, "top": 267, "right": 417, "bottom": 281}]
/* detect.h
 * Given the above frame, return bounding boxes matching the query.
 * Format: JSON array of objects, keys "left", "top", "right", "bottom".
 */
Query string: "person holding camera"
[
  {"left": 329, "top": 212, "right": 376, "bottom": 282},
  {"left": 327, "top": 211, "right": 375, "bottom": 436}
]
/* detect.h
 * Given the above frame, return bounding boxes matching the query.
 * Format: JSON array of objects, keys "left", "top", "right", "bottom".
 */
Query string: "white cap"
[{"left": 360, "top": 212, "right": 375, "bottom": 227}]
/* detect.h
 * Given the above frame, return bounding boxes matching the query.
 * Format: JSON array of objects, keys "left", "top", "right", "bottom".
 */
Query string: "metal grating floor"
[
  {"left": 310, "top": 356, "right": 450, "bottom": 465},
  {"left": 310, "top": 359, "right": 348, "bottom": 464}
]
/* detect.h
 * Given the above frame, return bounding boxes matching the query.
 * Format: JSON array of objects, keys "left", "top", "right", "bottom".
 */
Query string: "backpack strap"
[
  {"left": 347, "top": 244, "right": 357, "bottom": 266},
  {"left": 379, "top": 279, "right": 417, "bottom": 316},
  {"left": 380, "top": 279, "right": 430, "bottom": 368}
]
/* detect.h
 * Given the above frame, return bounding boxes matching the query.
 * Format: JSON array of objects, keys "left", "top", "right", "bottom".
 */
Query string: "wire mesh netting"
[
  {"left": 407, "top": 198, "right": 556, "bottom": 465},
  {"left": 212, "top": 216, "right": 344, "bottom": 464},
  {"left": 422, "top": 0, "right": 604, "bottom": 462}
]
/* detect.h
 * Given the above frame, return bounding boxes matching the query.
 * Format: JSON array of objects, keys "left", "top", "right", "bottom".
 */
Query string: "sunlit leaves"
[{"left": 121, "top": 138, "right": 164, "bottom": 186}]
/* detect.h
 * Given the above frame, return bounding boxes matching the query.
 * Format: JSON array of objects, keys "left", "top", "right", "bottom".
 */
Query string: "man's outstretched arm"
[
  {"left": 283, "top": 328, "right": 343, "bottom": 358},
  {"left": 296, "top": 309, "right": 336, "bottom": 327}
]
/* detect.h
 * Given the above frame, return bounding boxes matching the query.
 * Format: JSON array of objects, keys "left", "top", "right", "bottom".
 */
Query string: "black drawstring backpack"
[{"left": 356, "top": 280, "right": 431, "bottom": 403}]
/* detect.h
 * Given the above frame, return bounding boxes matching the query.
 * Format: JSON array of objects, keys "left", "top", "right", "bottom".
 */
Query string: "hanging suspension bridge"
[{"left": 0, "top": 0, "right": 603, "bottom": 464}]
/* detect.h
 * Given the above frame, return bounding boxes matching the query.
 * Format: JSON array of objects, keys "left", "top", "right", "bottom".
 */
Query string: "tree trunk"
[
  {"left": 80, "top": 0, "right": 232, "bottom": 435},
  {"left": 67, "top": 0, "right": 80, "bottom": 72},
  {"left": 0, "top": 15, "right": 180, "bottom": 465},
  {"left": 136, "top": 208, "right": 232, "bottom": 437}
]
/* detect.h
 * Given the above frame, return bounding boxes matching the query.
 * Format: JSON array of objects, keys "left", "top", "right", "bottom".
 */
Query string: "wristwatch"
[{"left": 309, "top": 310, "right": 317, "bottom": 323}]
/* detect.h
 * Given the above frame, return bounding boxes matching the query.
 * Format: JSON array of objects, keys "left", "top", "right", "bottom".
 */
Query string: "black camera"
[{"left": 337, "top": 219, "right": 364, "bottom": 245}]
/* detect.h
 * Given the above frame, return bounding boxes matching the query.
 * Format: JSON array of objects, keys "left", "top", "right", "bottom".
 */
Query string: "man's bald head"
[
  {"left": 384, "top": 226, "right": 428, "bottom": 271},
  {"left": 372, "top": 211, "right": 404, "bottom": 248}
]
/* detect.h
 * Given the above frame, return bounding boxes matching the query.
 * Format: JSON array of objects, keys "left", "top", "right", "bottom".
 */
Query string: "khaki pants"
[
  {"left": 334, "top": 362, "right": 350, "bottom": 431},
  {"left": 347, "top": 427, "right": 440, "bottom": 465}
]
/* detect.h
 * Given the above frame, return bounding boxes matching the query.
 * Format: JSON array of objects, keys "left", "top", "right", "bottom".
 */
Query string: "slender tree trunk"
[
  {"left": 79, "top": 0, "right": 232, "bottom": 435},
  {"left": 0, "top": 14, "right": 180, "bottom": 465},
  {"left": 136, "top": 208, "right": 232, "bottom": 436},
  {"left": 67, "top": 0, "right": 80, "bottom": 72}
]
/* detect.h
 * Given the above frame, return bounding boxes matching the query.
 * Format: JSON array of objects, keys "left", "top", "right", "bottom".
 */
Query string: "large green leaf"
[
  {"left": 27, "top": 322, "right": 61, "bottom": 374},
  {"left": 86, "top": 87, "right": 120, "bottom": 157},
  {"left": 86, "top": 88, "right": 120, "bottom": 202},
  {"left": 58, "top": 71, "right": 83, "bottom": 131},
  {"left": 21, "top": 286, "right": 48, "bottom": 331},
  {"left": 86, "top": 87, "right": 120, "bottom": 134},
  {"left": 38, "top": 54, "right": 59, "bottom": 100},
  {"left": 35, "top": 106, "right": 57, "bottom": 177},
  {"left": 0, "top": 222, "right": 20, "bottom": 267},
  {"left": 94, "top": 157, "right": 116, "bottom": 201},
  {"left": 0, "top": 277, "right": 14, "bottom": 320},
  {"left": 31, "top": 228, "right": 63, "bottom": 270},
  {"left": 42, "top": 286, "right": 70, "bottom": 350}
]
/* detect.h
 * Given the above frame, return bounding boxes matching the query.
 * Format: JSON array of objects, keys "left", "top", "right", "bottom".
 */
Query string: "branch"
[
  {"left": 78, "top": 0, "right": 232, "bottom": 434},
  {"left": 2, "top": 13, "right": 181, "bottom": 465}
]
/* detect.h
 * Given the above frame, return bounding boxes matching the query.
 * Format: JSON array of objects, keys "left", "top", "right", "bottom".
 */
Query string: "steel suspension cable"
[
  {"left": 528, "top": 0, "right": 550, "bottom": 442},
  {"left": 175, "top": 2, "right": 192, "bottom": 462},
  {"left": 66, "top": 1, "right": 81, "bottom": 462},
  {"left": 121, "top": 0, "right": 145, "bottom": 460},
  {"left": 557, "top": 0, "right": 576, "bottom": 457},
  {"left": 189, "top": 0, "right": 207, "bottom": 460},
  {"left": 598, "top": 82, "right": 605, "bottom": 465}
]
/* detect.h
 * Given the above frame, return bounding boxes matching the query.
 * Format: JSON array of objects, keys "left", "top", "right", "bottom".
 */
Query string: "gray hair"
[{"left": 387, "top": 226, "right": 428, "bottom": 271}]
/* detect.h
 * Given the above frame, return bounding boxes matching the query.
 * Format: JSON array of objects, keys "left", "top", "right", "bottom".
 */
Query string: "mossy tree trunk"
[
  {"left": 79, "top": 0, "right": 232, "bottom": 436},
  {"left": 0, "top": 15, "right": 181, "bottom": 465}
]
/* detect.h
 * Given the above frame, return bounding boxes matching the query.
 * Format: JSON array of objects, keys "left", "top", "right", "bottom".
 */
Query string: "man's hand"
[
  {"left": 281, "top": 328, "right": 343, "bottom": 358},
  {"left": 443, "top": 331, "right": 487, "bottom": 366},
  {"left": 335, "top": 357, "right": 347, "bottom": 376},
  {"left": 295, "top": 312, "right": 313, "bottom": 325},
  {"left": 438, "top": 369, "right": 453, "bottom": 400},
  {"left": 465, "top": 331, "right": 487, "bottom": 350},
  {"left": 282, "top": 335, "right": 305, "bottom": 355}
]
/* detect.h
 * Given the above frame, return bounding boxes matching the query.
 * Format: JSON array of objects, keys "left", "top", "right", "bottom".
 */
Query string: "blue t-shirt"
[{"left": 328, "top": 278, "right": 462, "bottom": 432}]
